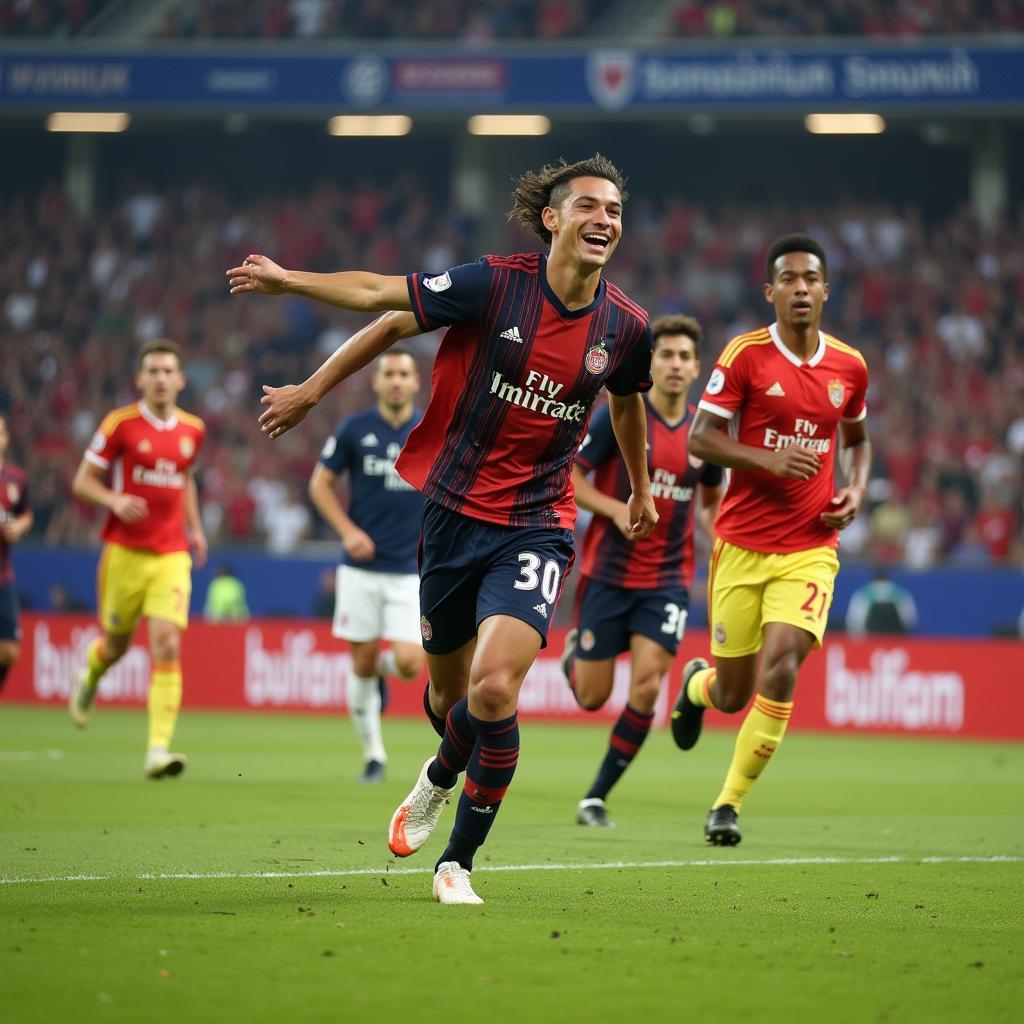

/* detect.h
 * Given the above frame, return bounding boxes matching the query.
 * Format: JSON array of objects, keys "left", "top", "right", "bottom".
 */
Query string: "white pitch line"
[
  {"left": 0, "top": 749, "right": 64, "bottom": 762},
  {"left": 2, "top": 854, "right": 1020, "bottom": 886}
]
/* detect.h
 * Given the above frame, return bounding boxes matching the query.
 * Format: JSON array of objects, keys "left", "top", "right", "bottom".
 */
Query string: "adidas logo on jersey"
[
  {"left": 360, "top": 433, "right": 379, "bottom": 446},
  {"left": 533, "top": 603, "right": 548, "bottom": 619},
  {"left": 766, "top": 381, "right": 786, "bottom": 396},
  {"left": 500, "top": 326, "right": 523, "bottom": 343}
]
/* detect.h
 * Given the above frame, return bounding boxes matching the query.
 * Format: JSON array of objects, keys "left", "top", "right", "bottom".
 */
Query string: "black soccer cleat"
[
  {"left": 576, "top": 798, "right": 615, "bottom": 828},
  {"left": 704, "top": 804, "right": 742, "bottom": 846},
  {"left": 359, "top": 759, "right": 385, "bottom": 784},
  {"left": 670, "top": 657, "right": 710, "bottom": 751}
]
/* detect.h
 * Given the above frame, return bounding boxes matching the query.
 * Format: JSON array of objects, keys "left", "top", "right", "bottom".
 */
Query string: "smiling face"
[
  {"left": 764, "top": 250, "right": 829, "bottom": 331},
  {"left": 542, "top": 175, "right": 623, "bottom": 271}
]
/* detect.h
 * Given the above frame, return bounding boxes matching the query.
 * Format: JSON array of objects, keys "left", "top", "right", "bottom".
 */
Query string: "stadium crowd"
[
  {"left": 2, "top": 0, "right": 1021, "bottom": 40},
  {"left": 2, "top": 175, "right": 1022, "bottom": 566}
]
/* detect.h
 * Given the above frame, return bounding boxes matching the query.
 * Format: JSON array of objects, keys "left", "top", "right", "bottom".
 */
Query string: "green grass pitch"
[{"left": 2, "top": 705, "right": 1022, "bottom": 1024}]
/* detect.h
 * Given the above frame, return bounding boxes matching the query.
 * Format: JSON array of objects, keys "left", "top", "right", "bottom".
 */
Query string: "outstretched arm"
[
  {"left": 259, "top": 310, "right": 422, "bottom": 439},
  {"left": 227, "top": 253, "right": 413, "bottom": 313},
  {"left": 607, "top": 392, "right": 657, "bottom": 540}
]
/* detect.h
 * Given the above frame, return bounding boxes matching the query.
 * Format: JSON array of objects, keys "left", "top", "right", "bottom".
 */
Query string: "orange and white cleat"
[
  {"left": 387, "top": 758, "right": 456, "bottom": 857},
  {"left": 433, "top": 861, "right": 483, "bottom": 905}
]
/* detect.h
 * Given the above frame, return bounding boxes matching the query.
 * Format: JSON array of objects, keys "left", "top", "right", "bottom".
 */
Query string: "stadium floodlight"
[
  {"left": 805, "top": 113, "right": 886, "bottom": 134},
  {"left": 467, "top": 115, "right": 551, "bottom": 136},
  {"left": 327, "top": 115, "right": 412, "bottom": 136},
  {"left": 46, "top": 112, "right": 130, "bottom": 133}
]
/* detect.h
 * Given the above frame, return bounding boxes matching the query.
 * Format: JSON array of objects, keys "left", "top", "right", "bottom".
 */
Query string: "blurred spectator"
[
  {"left": 264, "top": 483, "right": 311, "bottom": 554},
  {"left": 203, "top": 564, "right": 251, "bottom": 622},
  {"left": 845, "top": 567, "right": 919, "bottom": 637},
  {"left": 49, "top": 582, "right": 89, "bottom": 612}
]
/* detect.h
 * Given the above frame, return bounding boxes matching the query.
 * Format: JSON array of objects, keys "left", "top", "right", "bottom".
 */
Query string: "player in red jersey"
[
  {"left": 68, "top": 341, "right": 207, "bottom": 778},
  {"left": 562, "top": 315, "right": 722, "bottom": 827},
  {"left": 0, "top": 415, "right": 33, "bottom": 693},
  {"left": 228, "top": 155, "right": 657, "bottom": 904},
  {"left": 671, "top": 234, "right": 871, "bottom": 845}
]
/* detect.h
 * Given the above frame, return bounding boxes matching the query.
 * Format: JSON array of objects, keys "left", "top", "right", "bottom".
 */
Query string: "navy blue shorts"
[
  {"left": 0, "top": 582, "right": 21, "bottom": 643},
  {"left": 418, "top": 500, "right": 575, "bottom": 655},
  {"left": 573, "top": 578, "right": 690, "bottom": 660}
]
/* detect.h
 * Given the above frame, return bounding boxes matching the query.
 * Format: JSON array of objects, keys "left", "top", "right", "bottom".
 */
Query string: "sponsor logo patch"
[
  {"left": 500, "top": 326, "right": 523, "bottom": 343},
  {"left": 766, "top": 381, "right": 786, "bottom": 397},
  {"left": 423, "top": 272, "right": 452, "bottom": 293},
  {"left": 533, "top": 603, "right": 548, "bottom": 620},
  {"left": 420, "top": 615, "right": 433, "bottom": 641},
  {"left": 137, "top": 439, "right": 152, "bottom": 453},
  {"left": 706, "top": 368, "right": 726, "bottom": 396}
]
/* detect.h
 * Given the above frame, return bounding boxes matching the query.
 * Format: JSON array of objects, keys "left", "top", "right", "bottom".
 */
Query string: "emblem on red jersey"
[
  {"left": 138, "top": 439, "right": 152, "bottom": 454},
  {"left": 420, "top": 615, "right": 433, "bottom": 641},
  {"left": 6, "top": 482, "right": 19, "bottom": 505},
  {"left": 714, "top": 621, "right": 727, "bottom": 645},
  {"left": 585, "top": 344, "right": 609, "bottom": 374},
  {"left": 179, "top": 436, "right": 196, "bottom": 458},
  {"left": 827, "top": 378, "right": 845, "bottom": 409},
  {"left": 580, "top": 629, "right": 596, "bottom": 652}
]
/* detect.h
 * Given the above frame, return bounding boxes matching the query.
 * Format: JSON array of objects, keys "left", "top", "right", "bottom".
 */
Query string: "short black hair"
[
  {"left": 138, "top": 338, "right": 182, "bottom": 368},
  {"left": 765, "top": 233, "right": 828, "bottom": 282},
  {"left": 651, "top": 314, "right": 702, "bottom": 356}
]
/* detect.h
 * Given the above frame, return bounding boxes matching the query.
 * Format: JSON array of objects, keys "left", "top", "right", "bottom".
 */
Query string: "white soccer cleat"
[
  {"left": 433, "top": 861, "right": 483, "bottom": 905},
  {"left": 387, "top": 758, "right": 456, "bottom": 858},
  {"left": 68, "top": 669, "right": 97, "bottom": 729},
  {"left": 144, "top": 747, "right": 187, "bottom": 779}
]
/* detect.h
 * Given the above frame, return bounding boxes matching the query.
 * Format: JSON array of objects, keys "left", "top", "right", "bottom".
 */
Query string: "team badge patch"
[
  {"left": 706, "top": 368, "right": 725, "bottom": 395},
  {"left": 714, "top": 621, "right": 727, "bottom": 645},
  {"left": 424, "top": 272, "right": 452, "bottom": 293},
  {"left": 180, "top": 436, "right": 196, "bottom": 458},
  {"left": 89, "top": 431, "right": 106, "bottom": 453},
  {"left": 420, "top": 615, "right": 433, "bottom": 641},
  {"left": 585, "top": 345, "right": 608, "bottom": 374},
  {"left": 6, "top": 482, "right": 19, "bottom": 505},
  {"left": 827, "top": 378, "right": 845, "bottom": 409},
  {"left": 580, "top": 629, "right": 596, "bottom": 652},
  {"left": 138, "top": 439, "right": 152, "bottom": 454}
]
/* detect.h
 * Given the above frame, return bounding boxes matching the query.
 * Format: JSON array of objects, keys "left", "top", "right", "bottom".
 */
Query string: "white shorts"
[{"left": 332, "top": 565, "right": 421, "bottom": 645}]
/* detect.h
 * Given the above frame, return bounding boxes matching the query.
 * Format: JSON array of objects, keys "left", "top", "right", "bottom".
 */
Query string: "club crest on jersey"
[
  {"left": 423, "top": 272, "right": 452, "bottom": 293},
  {"left": 6, "top": 482, "right": 19, "bottom": 504},
  {"left": 580, "top": 629, "right": 596, "bottom": 652},
  {"left": 827, "top": 378, "right": 845, "bottom": 409},
  {"left": 179, "top": 436, "right": 196, "bottom": 458},
  {"left": 706, "top": 368, "right": 725, "bottom": 395},
  {"left": 420, "top": 615, "right": 433, "bottom": 641},
  {"left": 137, "top": 439, "right": 152, "bottom": 454},
  {"left": 714, "top": 621, "right": 727, "bottom": 645},
  {"left": 585, "top": 344, "right": 608, "bottom": 375}
]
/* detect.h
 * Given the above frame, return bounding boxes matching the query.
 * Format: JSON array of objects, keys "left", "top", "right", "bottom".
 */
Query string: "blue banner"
[{"left": 1, "top": 44, "right": 1022, "bottom": 111}]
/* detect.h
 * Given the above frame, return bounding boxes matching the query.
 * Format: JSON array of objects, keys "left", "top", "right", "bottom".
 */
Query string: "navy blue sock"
[
  {"left": 436, "top": 711, "right": 519, "bottom": 872},
  {"left": 584, "top": 704, "right": 654, "bottom": 801},
  {"left": 422, "top": 682, "right": 446, "bottom": 738},
  {"left": 427, "top": 698, "right": 475, "bottom": 789}
]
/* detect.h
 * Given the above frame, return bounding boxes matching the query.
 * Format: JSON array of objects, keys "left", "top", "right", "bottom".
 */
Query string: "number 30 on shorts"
[
  {"left": 661, "top": 603, "right": 688, "bottom": 642},
  {"left": 514, "top": 552, "right": 561, "bottom": 605}
]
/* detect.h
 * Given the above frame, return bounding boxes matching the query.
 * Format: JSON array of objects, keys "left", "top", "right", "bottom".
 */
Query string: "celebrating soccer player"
[
  {"left": 228, "top": 154, "right": 657, "bottom": 904},
  {"left": 562, "top": 315, "right": 722, "bottom": 827},
  {"left": 309, "top": 347, "right": 427, "bottom": 783},
  {"left": 69, "top": 341, "right": 207, "bottom": 779},
  {"left": 671, "top": 234, "right": 871, "bottom": 846},
  {"left": 0, "top": 415, "right": 33, "bottom": 693}
]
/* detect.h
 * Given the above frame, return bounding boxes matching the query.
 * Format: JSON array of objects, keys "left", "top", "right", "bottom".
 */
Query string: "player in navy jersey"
[
  {"left": 0, "top": 416, "right": 33, "bottom": 693},
  {"left": 562, "top": 315, "right": 722, "bottom": 826},
  {"left": 309, "top": 348, "right": 427, "bottom": 783},
  {"left": 228, "top": 154, "right": 657, "bottom": 905}
]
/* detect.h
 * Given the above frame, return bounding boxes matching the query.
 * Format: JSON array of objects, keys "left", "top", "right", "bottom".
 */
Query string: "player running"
[
  {"left": 68, "top": 340, "right": 207, "bottom": 779},
  {"left": 0, "top": 415, "right": 33, "bottom": 693},
  {"left": 310, "top": 347, "right": 427, "bottom": 783},
  {"left": 671, "top": 234, "right": 871, "bottom": 845},
  {"left": 563, "top": 315, "right": 721, "bottom": 827},
  {"left": 228, "top": 154, "right": 657, "bottom": 904}
]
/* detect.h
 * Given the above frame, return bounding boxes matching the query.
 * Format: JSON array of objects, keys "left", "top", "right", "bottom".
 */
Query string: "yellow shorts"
[
  {"left": 708, "top": 538, "right": 839, "bottom": 658},
  {"left": 97, "top": 543, "right": 193, "bottom": 634}
]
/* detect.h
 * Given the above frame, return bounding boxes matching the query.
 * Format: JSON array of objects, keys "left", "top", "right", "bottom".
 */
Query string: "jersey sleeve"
[
  {"left": 697, "top": 349, "right": 750, "bottom": 420},
  {"left": 575, "top": 405, "right": 617, "bottom": 473},
  {"left": 406, "top": 258, "right": 493, "bottom": 332},
  {"left": 604, "top": 321, "right": 654, "bottom": 397},
  {"left": 842, "top": 358, "right": 869, "bottom": 422},
  {"left": 319, "top": 420, "right": 353, "bottom": 474},
  {"left": 84, "top": 411, "right": 125, "bottom": 470}
]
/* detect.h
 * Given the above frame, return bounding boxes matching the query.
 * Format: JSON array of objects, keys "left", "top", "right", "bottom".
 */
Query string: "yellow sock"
[
  {"left": 84, "top": 637, "right": 112, "bottom": 688},
  {"left": 147, "top": 661, "right": 183, "bottom": 751},
  {"left": 713, "top": 695, "right": 793, "bottom": 812},
  {"left": 686, "top": 667, "right": 717, "bottom": 709}
]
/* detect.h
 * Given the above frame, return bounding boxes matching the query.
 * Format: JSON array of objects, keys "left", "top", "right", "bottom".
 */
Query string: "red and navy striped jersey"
[
  {"left": 0, "top": 460, "right": 29, "bottom": 586},
  {"left": 576, "top": 398, "right": 722, "bottom": 589},
  {"left": 399, "top": 253, "right": 653, "bottom": 529}
]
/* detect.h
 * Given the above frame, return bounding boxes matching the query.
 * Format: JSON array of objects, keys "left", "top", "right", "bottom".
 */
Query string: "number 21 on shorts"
[
  {"left": 514, "top": 552, "right": 561, "bottom": 605},
  {"left": 800, "top": 581, "right": 829, "bottom": 620}
]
